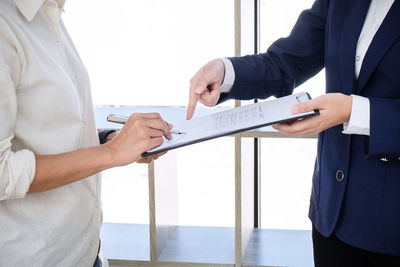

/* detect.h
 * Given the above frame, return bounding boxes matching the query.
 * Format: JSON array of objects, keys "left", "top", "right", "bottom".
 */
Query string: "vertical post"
[
  {"left": 253, "top": 0, "right": 261, "bottom": 229},
  {"left": 254, "top": 138, "right": 261, "bottom": 228},
  {"left": 240, "top": 137, "right": 255, "bottom": 263},
  {"left": 234, "top": 1, "right": 257, "bottom": 266},
  {"left": 234, "top": 135, "right": 242, "bottom": 267},
  {"left": 234, "top": 0, "right": 241, "bottom": 58},
  {"left": 148, "top": 151, "right": 178, "bottom": 263},
  {"left": 148, "top": 161, "right": 156, "bottom": 263},
  {"left": 234, "top": 1, "right": 242, "bottom": 265}
]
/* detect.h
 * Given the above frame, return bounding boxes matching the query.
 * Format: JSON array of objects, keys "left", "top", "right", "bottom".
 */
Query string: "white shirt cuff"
[
  {"left": 219, "top": 58, "right": 235, "bottom": 93},
  {"left": 0, "top": 136, "right": 36, "bottom": 201},
  {"left": 342, "top": 94, "right": 370, "bottom": 136}
]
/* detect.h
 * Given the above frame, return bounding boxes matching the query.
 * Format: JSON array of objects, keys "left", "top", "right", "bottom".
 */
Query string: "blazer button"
[
  {"left": 336, "top": 170, "right": 344, "bottom": 182},
  {"left": 380, "top": 157, "right": 389, "bottom": 162}
]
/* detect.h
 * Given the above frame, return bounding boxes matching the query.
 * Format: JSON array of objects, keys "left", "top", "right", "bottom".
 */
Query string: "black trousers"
[
  {"left": 312, "top": 226, "right": 400, "bottom": 267},
  {"left": 92, "top": 239, "right": 102, "bottom": 267}
]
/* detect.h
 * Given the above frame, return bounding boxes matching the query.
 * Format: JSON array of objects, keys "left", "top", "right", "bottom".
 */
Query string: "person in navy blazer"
[{"left": 187, "top": 0, "right": 400, "bottom": 266}]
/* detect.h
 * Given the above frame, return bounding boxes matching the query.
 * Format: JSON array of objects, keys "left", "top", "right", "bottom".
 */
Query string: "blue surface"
[
  {"left": 243, "top": 229, "right": 313, "bottom": 267},
  {"left": 100, "top": 223, "right": 313, "bottom": 266},
  {"left": 100, "top": 223, "right": 150, "bottom": 261},
  {"left": 157, "top": 225, "right": 235, "bottom": 264}
]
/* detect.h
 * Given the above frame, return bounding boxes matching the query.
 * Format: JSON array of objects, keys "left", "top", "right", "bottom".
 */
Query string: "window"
[
  {"left": 63, "top": 1, "right": 318, "bottom": 265},
  {"left": 63, "top": 0, "right": 235, "bottom": 228},
  {"left": 259, "top": 0, "right": 322, "bottom": 231},
  {"left": 64, "top": 0, "right": 234, "bottom": 107}
]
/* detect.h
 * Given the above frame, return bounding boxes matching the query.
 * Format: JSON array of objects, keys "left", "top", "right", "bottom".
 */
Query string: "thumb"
[{"left": 290, "top": 99, "right": 316, "bottom": 114}]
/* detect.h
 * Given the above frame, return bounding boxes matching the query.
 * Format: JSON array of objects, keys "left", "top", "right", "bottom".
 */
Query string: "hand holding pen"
[{"left": 103, "top": 113, "right": 173, "bottom": 164}]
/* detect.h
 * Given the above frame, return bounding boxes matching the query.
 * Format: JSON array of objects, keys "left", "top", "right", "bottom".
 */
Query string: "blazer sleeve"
[
  {"left": 0, "top": 17, "right": 36, "bottom": 201},
  {"left": 219, "top": 0, "right": 330, "bottom": 102},
  {"left": 364, "top": 97, "right": 400, "bottom": 160}
]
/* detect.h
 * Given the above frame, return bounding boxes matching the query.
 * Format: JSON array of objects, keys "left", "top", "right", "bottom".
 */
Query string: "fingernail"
[
  {"left": 195, "top": 86, "right": 203, "bottom": 94},
  {"left": 290, "top": 105, "right": 299, "bottom": 114}
]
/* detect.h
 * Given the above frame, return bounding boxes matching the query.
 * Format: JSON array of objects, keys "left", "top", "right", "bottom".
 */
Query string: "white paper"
[{"left": 143, "top": 92, "right": 317, "bottom": 156}]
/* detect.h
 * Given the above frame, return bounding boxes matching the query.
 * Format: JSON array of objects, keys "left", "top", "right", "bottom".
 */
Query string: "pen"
[
  {"left": 107, "top": 114, "right": 186, "bottom": 134},
  {"left": 170, "top": 130, "right": 186, "bottom": 135}
]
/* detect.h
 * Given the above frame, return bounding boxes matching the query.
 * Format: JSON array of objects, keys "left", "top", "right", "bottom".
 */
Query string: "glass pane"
[
  {"left": 177, "top": 137, "right": 235, "bottom": 227},
  {"left": 63, "top": 1, "right": 235, "bottom": 226},
  {"left": 260, "top": 0, "right": 325, "bottom": 99},
  {"left": 63, "top": 0, "right": 235, "bottom": 107},
  {"left": 101, "top": 164, "right": 149, "bottom": 224},
  {"left": 260, "top": 138, "right": 317, "bottom": 230},
  {"left": 259, "top": 0, "right": 324, "bottom": 231}
]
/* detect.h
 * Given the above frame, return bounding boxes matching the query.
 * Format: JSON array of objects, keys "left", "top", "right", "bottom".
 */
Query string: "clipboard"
[{"left": 108, "top": 92, "right": 319, "bottom": 157}]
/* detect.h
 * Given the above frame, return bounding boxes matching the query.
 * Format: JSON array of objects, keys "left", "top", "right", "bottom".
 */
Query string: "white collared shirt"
[
  {"left": 221, "top": 0, "right": 395, "bottom": 136},
  {"left": 342, "top": 0, "right": 394, "bottom": 135},
  {"left": 0, "top": 1, "right": 102, "bottom": 266}
]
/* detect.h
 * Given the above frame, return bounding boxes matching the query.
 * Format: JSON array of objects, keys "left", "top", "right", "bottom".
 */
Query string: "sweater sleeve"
[{"left": 0, "top": 16, "right": 36, "bottom": 201}]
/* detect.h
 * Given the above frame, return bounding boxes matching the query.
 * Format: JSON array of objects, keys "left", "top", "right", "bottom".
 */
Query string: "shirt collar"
[{"left": 13, "top": 0, "right": 46, "bottom": 21}]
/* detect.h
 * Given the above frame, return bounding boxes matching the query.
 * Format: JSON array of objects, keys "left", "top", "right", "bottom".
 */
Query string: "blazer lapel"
[
  {"left": 356, "top": 0, "right": 400, "bottom": 94},
  {"left": 339, "top": 0, "right": 371, "bottom": 96}
]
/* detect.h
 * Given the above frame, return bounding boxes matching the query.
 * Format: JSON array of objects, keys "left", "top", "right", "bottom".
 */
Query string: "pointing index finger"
[{"left": 186, "top": 90, "right": 200, "bottom": 120}]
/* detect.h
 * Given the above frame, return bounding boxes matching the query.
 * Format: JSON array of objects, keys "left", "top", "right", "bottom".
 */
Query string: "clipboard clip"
[
  {"left": 295, "top": 93, "right": 310, "bottom": 103},
  {"left": 295, "top": 93, "right": 320, "bottom": 117}
]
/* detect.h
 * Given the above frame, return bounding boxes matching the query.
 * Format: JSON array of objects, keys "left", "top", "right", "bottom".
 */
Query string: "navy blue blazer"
[{"left": 221, "top": 0, "right": 400, "bottom": 255}]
